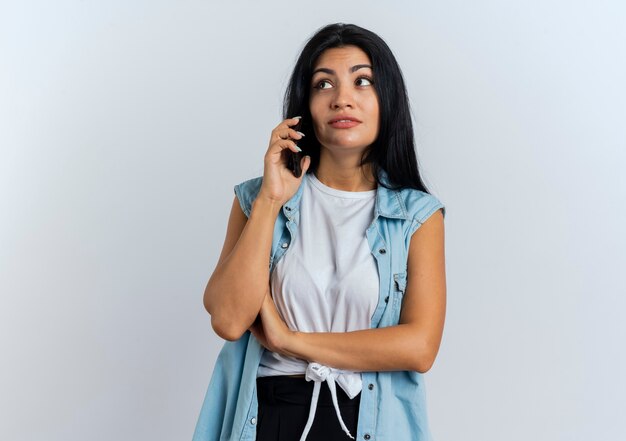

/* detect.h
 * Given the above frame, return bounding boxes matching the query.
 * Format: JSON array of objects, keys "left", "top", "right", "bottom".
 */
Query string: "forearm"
[
  {"left": 206, "top": 197, "right": 281, "bottom": 340},
  {"left": 282, "top": 324, "right": 433, "bottom": 373}
]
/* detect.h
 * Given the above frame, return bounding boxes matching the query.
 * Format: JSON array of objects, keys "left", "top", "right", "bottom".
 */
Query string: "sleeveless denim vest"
[{"left": 193, "top": 169, "right": 446, "bottom": 441}]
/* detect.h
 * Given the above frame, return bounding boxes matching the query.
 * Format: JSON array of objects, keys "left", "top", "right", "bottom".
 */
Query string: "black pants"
[{"left": 256, "top": 375, "right": 361, "bottom": 441}]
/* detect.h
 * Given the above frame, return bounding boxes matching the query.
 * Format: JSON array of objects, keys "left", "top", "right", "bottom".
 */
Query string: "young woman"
[{"left": 193, "top": 23, "right": 447, "bottom": 441}]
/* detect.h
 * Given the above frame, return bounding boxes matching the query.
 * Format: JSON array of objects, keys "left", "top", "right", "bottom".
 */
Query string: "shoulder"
[
  {"left": 233, "top": 175, "right": 263, "bottom": 218},
  {"left": 395, "top": 187, "right": 446, "bottom": 236}
]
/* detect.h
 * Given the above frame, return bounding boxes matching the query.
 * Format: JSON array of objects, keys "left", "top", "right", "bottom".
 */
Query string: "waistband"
[
  {"left": 257, "top": 363, "right": 362, "bottom": 441},
  {"left": 257, "top": 375, "right": 361, "bottom": 407}
]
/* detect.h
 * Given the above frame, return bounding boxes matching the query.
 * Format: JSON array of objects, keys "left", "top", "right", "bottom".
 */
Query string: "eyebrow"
[{"left": 312, "top": 64, "right": 373, "bottom": 76}]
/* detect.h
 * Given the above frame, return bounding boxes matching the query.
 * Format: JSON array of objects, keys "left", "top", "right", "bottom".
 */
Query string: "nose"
[{"left": 331, "top": 84, "right": 354, "bottom": 109}]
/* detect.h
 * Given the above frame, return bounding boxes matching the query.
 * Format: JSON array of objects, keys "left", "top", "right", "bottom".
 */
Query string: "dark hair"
[{"left": 283, "top": 23, "right": 432, "bottom": 193}]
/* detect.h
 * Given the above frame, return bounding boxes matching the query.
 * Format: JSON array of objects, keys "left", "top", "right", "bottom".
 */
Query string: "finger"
[
  {"left": 271, "top": 116, "right": 302, "bottom": 134},
  {"left": 275, "top": 128, "right": 305, "bottom": 141},
  {"left": 301, "top": 154, "right": 311, "bottom": 174},
  {"left": 266, "top": 139, "right": 301, "bottom": 156},
  {"left": 286, "top": 116, "right": 302, "bottom": 127}
]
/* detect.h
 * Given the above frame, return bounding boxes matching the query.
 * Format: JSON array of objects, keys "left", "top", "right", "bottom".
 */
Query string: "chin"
[
  {"left": 336, "top": 140, "right": 375, "bottom": 150},
  {"left": 321, "top": 135, "right": 374, "bottom": 149}
]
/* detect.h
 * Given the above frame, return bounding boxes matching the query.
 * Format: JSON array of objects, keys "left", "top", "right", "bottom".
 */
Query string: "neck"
[{"left": 314, "top": 155, "right": 376, "bottom": 192}]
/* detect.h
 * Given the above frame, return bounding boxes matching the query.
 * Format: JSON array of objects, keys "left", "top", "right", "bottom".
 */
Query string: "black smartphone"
[{"left": 286, "top": 119, "right": 304, "bottom": 178}]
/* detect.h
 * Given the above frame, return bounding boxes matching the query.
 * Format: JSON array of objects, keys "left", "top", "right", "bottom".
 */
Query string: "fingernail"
[
  {"left": 295, "top": 146, "right": 303, "bottom": 152},
  {"left": 296, "top": 131, "right": 305, "bottom": 137}
]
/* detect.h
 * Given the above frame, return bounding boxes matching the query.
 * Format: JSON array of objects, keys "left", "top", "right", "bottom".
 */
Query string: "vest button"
[
  {"left": 281, "top": 242, "right": 289, "bottom": 249},
  {"left": 250, "top": 417, "right": 257, "bottom": 425},
  {"left": 379, "top": 248, "right": 386, "bottom": 254},
  {"left": 364, "top": 434, "right": 371, "bottom": 440},
  {"left": 368, "top": 383, "right": 374, "bottom": 390}
]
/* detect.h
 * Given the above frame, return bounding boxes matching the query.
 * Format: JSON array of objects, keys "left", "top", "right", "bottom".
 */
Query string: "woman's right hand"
[{"left": 258, "top": 117, "right": 311, "bottom": 206}]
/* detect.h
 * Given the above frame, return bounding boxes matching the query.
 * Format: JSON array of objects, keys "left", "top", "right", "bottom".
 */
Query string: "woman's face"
[{"left": 309, "top": 45, "right": 380, "bottom": 154}]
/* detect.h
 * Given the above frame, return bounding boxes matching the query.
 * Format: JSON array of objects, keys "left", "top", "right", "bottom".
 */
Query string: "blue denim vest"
[{"left": 193, "top": 169, "right": 446, "bottom": 441}]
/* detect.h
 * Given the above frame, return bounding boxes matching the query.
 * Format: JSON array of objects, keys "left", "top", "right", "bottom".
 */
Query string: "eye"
[
  {"left": 355, "top": 76, "right": 374, "bottom": 86},
  {"left": 313, "top": 79, "right": 333, "bottom": 90}
]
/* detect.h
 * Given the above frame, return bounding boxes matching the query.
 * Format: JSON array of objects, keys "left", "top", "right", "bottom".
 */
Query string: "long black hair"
[{"left": 284, "top": 23, "right": 433, "bottom": 192}]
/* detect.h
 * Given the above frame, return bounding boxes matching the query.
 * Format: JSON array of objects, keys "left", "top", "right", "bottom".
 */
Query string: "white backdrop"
[{"left": 1, "top": 1, "right": 625, "bottom": 440}]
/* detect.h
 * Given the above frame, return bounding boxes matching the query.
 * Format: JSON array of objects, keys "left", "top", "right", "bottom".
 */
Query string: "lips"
[
  {"left": 329, "top": 115, "right": 361, "bottom": 123},
  {"left": 328, "top": 115, "right": 361, "bottom": 128}
]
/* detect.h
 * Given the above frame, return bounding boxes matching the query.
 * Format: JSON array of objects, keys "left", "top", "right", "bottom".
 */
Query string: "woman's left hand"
[{"left": 249, "top": 288, "right": 295, "bottom": 355}]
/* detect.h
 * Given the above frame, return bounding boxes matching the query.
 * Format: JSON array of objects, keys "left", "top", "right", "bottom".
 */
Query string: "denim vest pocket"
[{"left": 391, "top": 271, "right": 407, "bottom": 323}]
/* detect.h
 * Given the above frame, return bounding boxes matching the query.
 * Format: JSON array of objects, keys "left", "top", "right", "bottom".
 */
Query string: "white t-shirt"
[
  {"left": 256, "top": 172, "right": 381, "bottom": 439},
  {"left": 258, "top": 171, "right": 379, "bottom": 376}
]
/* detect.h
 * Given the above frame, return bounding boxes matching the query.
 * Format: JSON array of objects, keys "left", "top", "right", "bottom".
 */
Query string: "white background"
[{"left": 1, "top": 1, "right": 625, "bottom": 440}]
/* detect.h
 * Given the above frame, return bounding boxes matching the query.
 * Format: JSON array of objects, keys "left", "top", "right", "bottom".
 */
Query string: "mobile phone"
[{"left": 286, "top": 119, "right": 304, "bottom": 178}]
